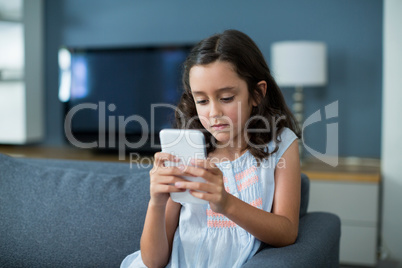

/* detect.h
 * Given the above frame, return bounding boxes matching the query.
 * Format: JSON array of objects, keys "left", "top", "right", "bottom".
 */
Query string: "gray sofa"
[{"left": 0, "top": 153, "right": 341, "bottom": 267}]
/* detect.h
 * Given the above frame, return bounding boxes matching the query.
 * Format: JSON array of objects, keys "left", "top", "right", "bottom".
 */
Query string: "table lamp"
[{"left": 271, "top": 41, "right": 327, "bottom": 157}]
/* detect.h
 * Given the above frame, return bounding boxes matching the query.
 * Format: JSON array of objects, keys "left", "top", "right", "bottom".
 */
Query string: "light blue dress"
[{"left": 121, "top": 128, "right": 297, "bottom": 268}]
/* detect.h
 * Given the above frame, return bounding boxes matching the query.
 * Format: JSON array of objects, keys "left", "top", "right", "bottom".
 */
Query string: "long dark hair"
[{"left": 174, "top": 29, "right": 300, "bottom": 161}]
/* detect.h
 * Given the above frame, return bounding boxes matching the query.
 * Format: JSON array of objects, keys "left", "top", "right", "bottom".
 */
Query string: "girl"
[{"left": 121, "top": 29, "right": 301, "bottom": 268}]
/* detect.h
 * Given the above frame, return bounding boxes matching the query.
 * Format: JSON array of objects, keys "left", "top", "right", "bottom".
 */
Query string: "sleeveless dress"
[{"left": 121, "top": 128, "right": 297, "bottom": 268}]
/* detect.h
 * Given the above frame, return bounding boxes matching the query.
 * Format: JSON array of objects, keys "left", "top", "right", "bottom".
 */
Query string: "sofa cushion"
[{"left": 0, "top": 153, "right": 151, "bottom": 268}]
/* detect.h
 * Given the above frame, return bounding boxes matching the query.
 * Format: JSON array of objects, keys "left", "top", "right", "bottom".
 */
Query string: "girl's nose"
[{"left": 209, "top": 101, "right": 223, "bottom": 118}]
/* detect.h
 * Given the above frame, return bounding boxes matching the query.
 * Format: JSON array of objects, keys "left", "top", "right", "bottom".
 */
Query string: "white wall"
[{"left": 381, "top": 0, "right": 402, "bottom": 262}]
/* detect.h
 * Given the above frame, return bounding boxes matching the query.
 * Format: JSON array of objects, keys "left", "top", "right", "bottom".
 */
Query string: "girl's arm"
[
  {"left": 176, "top": 140, "right": 301, "bottom": 247},
  {"left": 140, "top": 198, "right": 181, "bottom": 267},
  {"left": 140, "top": 152, "right": 185, "bottom": 267}
]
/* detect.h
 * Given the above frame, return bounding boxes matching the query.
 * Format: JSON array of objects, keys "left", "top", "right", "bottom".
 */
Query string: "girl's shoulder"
[
  {"left": 265, "top": 127, "right": 298, "bottom": 164},
  {"left": 277, "top": 127, "right": 298, "bottom": 146}
]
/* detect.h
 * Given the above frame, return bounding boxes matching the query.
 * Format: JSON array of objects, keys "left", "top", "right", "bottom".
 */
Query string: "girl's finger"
[
  {"left": 190, "top": 158, "right": 222, "bottom": 175},
  {"left": 152, "top": 175, "right": 186, "bottom": 185},
  {"left": 153, "top": 184, "right": 186, "bottom": 193},
  {"left": 188, "top": 190, "right": 214, "bottom": 202},
  {"left": 154, "top": 165, "right": 187, "bottom": 176},
  {"left": 153, "top": 152, "right": 180, "bottom": 167},
  {"left": 178, "top": 165, "right": 215, "bottom": 182},
  {"left": 174, "top": 180, "right": 218, "bottom": 194}
]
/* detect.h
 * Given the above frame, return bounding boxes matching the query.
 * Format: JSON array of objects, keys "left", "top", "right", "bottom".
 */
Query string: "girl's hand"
[
  {"left": 174, "top": 158, "right": 230, "bottom": 214},
  {"left": 149, "top": 152, "right": 186, "bottom": 207}
]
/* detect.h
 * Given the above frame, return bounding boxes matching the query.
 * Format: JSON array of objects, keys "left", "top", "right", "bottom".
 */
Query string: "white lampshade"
[{"left": 271, "top": 41, "right": 327, "bottom": 87}]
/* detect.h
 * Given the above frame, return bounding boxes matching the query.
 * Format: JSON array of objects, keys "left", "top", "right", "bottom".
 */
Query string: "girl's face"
[{"left": 189, "top": 61, "right": 256, "bottom": 149}]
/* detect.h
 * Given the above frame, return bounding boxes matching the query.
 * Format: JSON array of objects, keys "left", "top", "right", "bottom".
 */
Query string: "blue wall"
[{"left": 45, "top": 0, "right": 383, "bottom": 158}]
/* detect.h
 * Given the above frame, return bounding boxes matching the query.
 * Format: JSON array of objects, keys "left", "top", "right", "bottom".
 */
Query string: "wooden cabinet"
[
  {"left": 0, "top": 0, "right": 44, "bottom": 144},
  {"left": 303, "top": 158, "right": 381, "bottom": 266}
]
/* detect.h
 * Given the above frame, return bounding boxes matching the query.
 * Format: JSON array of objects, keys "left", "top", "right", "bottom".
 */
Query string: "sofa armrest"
[{"left": 242, "top": 212, "right": 341, "bottom": 268}]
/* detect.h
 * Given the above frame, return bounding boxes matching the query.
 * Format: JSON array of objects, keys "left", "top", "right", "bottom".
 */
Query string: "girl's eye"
[
  {"left": 195, "top": 99, "right": 208, "bottom": 105},
  {"left": 221, "top": 96, "right": 234, "bottom": 102}
]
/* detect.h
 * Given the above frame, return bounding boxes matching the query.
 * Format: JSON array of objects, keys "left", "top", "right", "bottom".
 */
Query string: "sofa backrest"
[
  {"left": 300, "top": 173, "right": 310, "bottom": 218},
  {"left": 23, "top": 157, "right": 311, "bottom": 218},
  {"left": 0, "top": 153, "right": 310, "bottom": 267}
]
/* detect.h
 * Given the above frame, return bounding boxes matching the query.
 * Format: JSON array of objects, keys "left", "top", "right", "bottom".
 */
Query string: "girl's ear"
[{"left": 252, "top": 81, "right": 267, "bottom": 106}]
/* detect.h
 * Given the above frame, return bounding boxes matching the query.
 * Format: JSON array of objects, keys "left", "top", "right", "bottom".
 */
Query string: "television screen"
[{"left": 59, "top": 45, "right": 193, "bottom": 154}]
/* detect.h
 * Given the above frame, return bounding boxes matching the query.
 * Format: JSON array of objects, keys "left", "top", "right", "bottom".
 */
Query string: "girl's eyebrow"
[{"left": 192, "top": 87, "right": 237, "bottom": 95}]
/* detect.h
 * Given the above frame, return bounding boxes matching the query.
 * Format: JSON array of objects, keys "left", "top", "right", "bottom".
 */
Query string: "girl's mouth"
[{"left": 211, "top": 124, "right": 229, "bottom": 130}]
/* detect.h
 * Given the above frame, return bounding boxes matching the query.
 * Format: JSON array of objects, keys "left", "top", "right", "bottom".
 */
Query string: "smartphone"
[{"left": 159, "top": 129, "right": 208, "bottom": 205}]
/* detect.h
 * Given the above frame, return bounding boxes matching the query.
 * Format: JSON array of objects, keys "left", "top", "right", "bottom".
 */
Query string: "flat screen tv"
[{"left": 58, "top": 44, "right": 193, "bottom": 155}]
